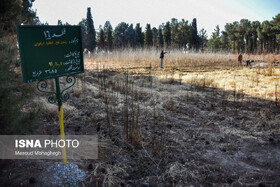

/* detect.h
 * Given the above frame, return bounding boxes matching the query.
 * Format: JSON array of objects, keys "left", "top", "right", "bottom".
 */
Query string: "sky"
[{"left": 33, "top": 0, "right": 280, "bottom": 36}]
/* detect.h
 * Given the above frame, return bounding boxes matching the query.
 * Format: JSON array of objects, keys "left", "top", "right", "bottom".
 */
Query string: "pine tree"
[
  {"left": 198, "top": 29, "right": 208, "bottom": 52},
  {"left": 271, "top": 14, "right": 280, "bottom": 53},
  {"left": 178, "top": 19, "right": 190, "bottom": 48},
  {"left": 163, "top": 21, "right": 171, "bottom": 46},
  {"left": 208, "top": 25, "right": 221, "bottom": 52},
  {"left": 170, "top": 18, "right": 179, "bottom": 47},
  {"left": 97, "top": 26, "right": 105, "bottom": 49},
  {"left": 135, "top": 23, "right": 144, "bottom": 47},
  {"left": 251, "top": 21, "right": 261, "bottom": 54},
  {"left": 113, "top": 22, "right": 129, "bottom": 47},
  {"left": 127, "top": 24, "right": 136, "bottom": 47},
  {"left": 145, "top": 24, "right": 153, "bottom": 47},
  {"left": 238, "top": 19, "right": 251, "bottom": 53},
  {"left": 86, "top": 7, "right": 96, "bottom": 51},
  {"left": 225, "top": 22, "right": 239, "bottom": 53},
  {"left": 152, "top": 27, "right": 158, "bottom": 47},
  {"left": 104, "top": 21, "right": 113, "bottom": 50},
  {"left": 57, "top": 20, "right": 63, "bottom": 25},
  {"left": 220, "top": 31, "right": 230, "bottom": 51},
  {"left": 107, "top": 26, "right": 113, "bottom": 50},
  {"left": 158, "top": 27, "right": 164, "bottom": 48}
]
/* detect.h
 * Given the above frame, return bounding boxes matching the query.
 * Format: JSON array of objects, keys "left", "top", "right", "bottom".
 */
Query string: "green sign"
[{"left": 17, "top": 25, "right": 84, "bottom": 83}]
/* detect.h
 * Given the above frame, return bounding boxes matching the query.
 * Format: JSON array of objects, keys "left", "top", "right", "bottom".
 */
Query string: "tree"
[
  {"left": 97, "top": 26, "right": 105, "bottom": 49},
  {"left": 21, "top": 0, "right": 37, "bottom": 24},
  {"left": 220, "top": 31, "right": 230, "bottom": 51},
  {"left": 191, "top": 18, "right": 199, "bottom": 51},
  {"left": 271, "top": 14, "right": 280, "bottom": 53},
  {"left": 57, "top": 20, "right": 63, "bottom": 25},
  {"left": 170, "top": 18, "right": 179, "bottom": 47},
  {"left": 135, "top": 23, "right": 144, "bottom": 47},
  {"left": 145, "top": 24, "right": 153, "bottom": 47},
  {"left": 0, "top": 0, "right": 38, "bottom": 134},
  {"left": 238, "top": 19, "right": 251, "bottom": 53},
  {"left": 104, "top": 21, "right": 113, "bottom": 50},
  {"left": 258, "top": 21, "right": 271, "bottom": 53},
  {"left": 250, "top": 21, "right": 261, "bottom": 54},
  {"left": 152, "top": 27, "right": 158, "bottom": 47},
  {"left": 0, "top": 0, "right": 38, "bottom": 35},
  {"left": 208, "top": 25, "right": 221, "bottom": 52},
  {"left": 198, "top": 29, "right": 208, "bottom": 52},
  {"left": 113, "top": 22, "right": 129, "bottom": 48},
  {"left": 225, "top": 22, "right": 239, "bottom": 53},
  {"left": 78, "top": 18, "right": 87, "bottom": 49},
  {"left": 178, "top": 19, "right": 191, "bottom": 48},
  {"left": 85, "top": 7, "right": 96, "bottom": 51},
  {"left": 126, "top": 24, "right": 136, "bottom": 47},
  {"left": 163, "top": 21, "right": 171, "bottom": 46},
  {"left": 158, "top": 27, "right": 164, "bottom": 48}
]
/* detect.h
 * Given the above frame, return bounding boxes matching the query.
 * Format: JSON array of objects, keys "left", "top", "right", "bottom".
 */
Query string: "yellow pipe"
[{"left": 59, "top": 105, "right": 67, "bottom": 164}]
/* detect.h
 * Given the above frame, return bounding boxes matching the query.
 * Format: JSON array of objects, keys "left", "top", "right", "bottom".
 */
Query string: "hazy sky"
[{"left": 33, "top": 0, "right": 279, "bottom": 36}]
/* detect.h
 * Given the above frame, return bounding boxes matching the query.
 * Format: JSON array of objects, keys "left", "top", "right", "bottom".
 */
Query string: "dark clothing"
[
  {"left": 160, "top": 51, "right": 167, "bottom": 59},
  {"left": 160, "top": 51, "right": 167, "bottom": 68},
  {"left": 246, "top": 60, "right": 254, "bottom": 66}
]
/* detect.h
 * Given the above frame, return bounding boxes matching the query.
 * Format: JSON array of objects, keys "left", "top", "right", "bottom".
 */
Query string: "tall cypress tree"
[
  {"left": 86, "top": 7, "right": 96, "bottom": 51},
  {"left": 191, "top": 18, "right": 199, "bottom": 51}
]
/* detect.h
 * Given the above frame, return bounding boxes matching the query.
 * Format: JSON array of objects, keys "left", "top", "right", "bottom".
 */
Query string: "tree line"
[
  {"left": 79, "top": 8, "right": 205, "bottom": 52},
  {"left": 208, "top": 15, "right": 280, "bottom": 54},
  {"left": 79, "top": 8, "right": 280, "bottom": 54}
]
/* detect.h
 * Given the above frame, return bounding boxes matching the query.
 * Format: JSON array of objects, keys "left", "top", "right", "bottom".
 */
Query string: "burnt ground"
[{"left": 1, "top": 67, "right": 280, "bottom": 186}]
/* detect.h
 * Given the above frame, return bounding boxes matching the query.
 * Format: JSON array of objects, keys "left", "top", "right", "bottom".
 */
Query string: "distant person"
[
  {"left": 246, "top": 60, "right": 254, "bottom": 67},
  {"left": 160, "top": 50, "right": 167, "bottom": 68},
  {"left": 238, "top": 53, "right": 243, "bottom": 67}
]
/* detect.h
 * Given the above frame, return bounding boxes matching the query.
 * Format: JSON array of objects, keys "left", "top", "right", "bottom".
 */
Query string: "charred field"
[{"left": 1, "top": 51, "right": 280, "bottom": 186}]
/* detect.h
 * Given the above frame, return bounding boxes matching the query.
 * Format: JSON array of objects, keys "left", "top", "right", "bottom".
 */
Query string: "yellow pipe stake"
[{"left": 59, "top": 105, "right": 67, "bottom": 164}]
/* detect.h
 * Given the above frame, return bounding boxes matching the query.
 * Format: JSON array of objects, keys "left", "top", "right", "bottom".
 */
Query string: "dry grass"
[
  {"left": 85, "top": 49, "right": 280, "bottom": 70},
  {"left": 33, "top": 97, "right": 78, "bottom": 121},
  {"left": 85, "top": 49, "right": 236, "bottom": 70},
  {"left": 85, "top": 49, "right": 280, "bottom": 102}
]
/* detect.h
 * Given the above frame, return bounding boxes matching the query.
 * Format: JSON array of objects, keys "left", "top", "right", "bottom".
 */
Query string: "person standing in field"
[
  {"left": 160, "top": 50, "right": 167, "bottom": 68},
  {"left": 238, "top": 53, "right": 243, "bottom": 67}
]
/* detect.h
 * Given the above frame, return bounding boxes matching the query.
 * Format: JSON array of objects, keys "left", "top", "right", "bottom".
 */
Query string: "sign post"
[
  {"left": 17, "top": 25, "right": 84, "bottom": 164},
  {"left": 55, "top": 77, "right": 67, "bottom": 164}
]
